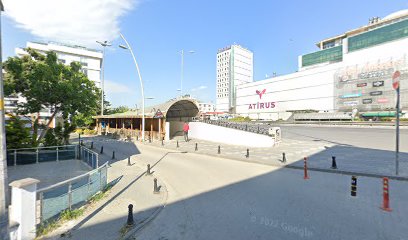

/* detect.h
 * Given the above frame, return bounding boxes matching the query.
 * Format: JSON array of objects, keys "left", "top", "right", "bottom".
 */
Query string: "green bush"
[
  {"left": 75, "top": 128, "right": 84, "bottom": 135},
  {"left": 83, "top": 129, "right": 97, "bottom": 135}
]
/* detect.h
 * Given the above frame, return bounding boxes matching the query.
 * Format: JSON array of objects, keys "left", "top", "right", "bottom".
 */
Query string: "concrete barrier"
[{"left": 189, "top": 122, "right": 275, "bottom": 147}]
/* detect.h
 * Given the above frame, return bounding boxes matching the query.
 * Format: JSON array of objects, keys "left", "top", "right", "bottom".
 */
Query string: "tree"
[
  {"left": 4, "top": 48, "right": 100, "bottom": 141},
  {"left": 5, "top": 116, "right": 31, "bottom": 149},
  {"left": 110, "top": 105, "right": 130, "bottom": 114}
]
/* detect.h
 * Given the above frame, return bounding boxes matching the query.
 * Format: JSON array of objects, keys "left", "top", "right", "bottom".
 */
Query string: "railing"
[
  {"left": 79, "top": 145, "right": 99, "bottom": 169},
  {"left": 36, "top": 162, "right": 109, "bottom": 224},
  {"left": 6, "top": 145, "right": 77, "bottom": 166},
  {"left": 202, "top": 120, "right": 270, "bottom": 135}
]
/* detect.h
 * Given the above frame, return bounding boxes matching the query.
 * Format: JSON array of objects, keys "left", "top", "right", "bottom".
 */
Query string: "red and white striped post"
[
  {"left": 381, "top": 177, "right": 392, "bottom": 212},
  {"left": 303, "top": 157, "right": 309, "bottom": 180}
]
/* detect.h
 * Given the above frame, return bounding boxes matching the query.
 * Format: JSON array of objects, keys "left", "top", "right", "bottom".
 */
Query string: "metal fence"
[
  {"left": 6, "top": 145, "right": 77, "bottom": 166},
  {"left": 202, "top": 120, "right": 270, "bottom": 135},
  {"left": 78, "top": 145, "right": 99, "bottom": 169},
  {"left": 36, "top": 162, "right": 109, "bottom": 224}
]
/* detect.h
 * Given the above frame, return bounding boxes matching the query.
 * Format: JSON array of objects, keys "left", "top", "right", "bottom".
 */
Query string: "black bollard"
[
  {"left": 136, "top": 135, "right": 139, "bottom": 141},
  {"left": 100, "top": 146, "right": 104, "bottom": 154},
  {"left": 218, "top": 145, "right": 221, "bottom": 154},
  {"left": 112, "top": 151, "right": 115, "bottom": 159},
  {"left": 146, "top": 164, "right": 151, "bottom": 175},
  {"left": 127, "top": 157, "right": 131, "bottom": 166},
  {"left": 246, "top": 149, "right": 249, "bottom": 158},
  {"left": 161, "top": 139, "right": 164, "bottom": 146},
  {"left": 176, "top": 140, "right": 179, "bottom": 148},
  {"left": 90, "top": 142, "right": 94, "bottom": 149},
  {"left": 351, "top": 176, "right": 357, "bottom": 197},
  {"left": 153, "top": 178, "right": 159, "bottom": 193},
  {"left": 282, "top": 152, "right": 286, "bottom": 163},
  {"left": 127, "top": 204, "right": 134, "bottom": 226},
  {"left": 195, "top": 143, "right": 198, "bottom": 151},
  {"left": 331, "top": 156, "right": 337, "bottom": 169},
  {"left": 149, "top": 136, "right": 152, "bottom": 143}
]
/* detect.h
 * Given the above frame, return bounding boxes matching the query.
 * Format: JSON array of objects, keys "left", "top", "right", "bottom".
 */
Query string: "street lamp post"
[
  {"left": 179, "top": 49, "right": 195, "bottom": 97},
  {"left": 119, "top": 33, "right": 146, "bottom": 141},
  {"left": 96, "top": 40, "right": 111, "bottom": 116},
  {"left": 0, "top": 2, "right": 10, "bottom": 239}
]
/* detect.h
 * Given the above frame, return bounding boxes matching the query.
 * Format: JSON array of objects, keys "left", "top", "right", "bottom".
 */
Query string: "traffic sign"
[
  {"left": 392, "top": 71, "right": 400, "bottom": 90},
  {"left": 153, "top": 109, "right": 164, "bottom": 118}
]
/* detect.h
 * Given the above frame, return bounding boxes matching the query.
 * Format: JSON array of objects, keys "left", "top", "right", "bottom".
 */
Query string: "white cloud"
[
  {"left": 2, "top": 0, "right": 138, "bottom": 46},
  {"left": 104, "top": 80, "right": 134, "bottom": 94},
  {"left": 191, "top": 85, "right": 208, "bottom": 92}
]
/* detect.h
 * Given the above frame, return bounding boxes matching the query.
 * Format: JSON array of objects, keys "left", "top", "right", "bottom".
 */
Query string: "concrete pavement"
[
  {"left": 144, "top": 126, "right": 408, "bottom": 177},
  {"left": 128, "top": 141, "right": 408, "bottom": 240},
  {"left": 41, "top": 139, "right": 167, "bottom": 240}
]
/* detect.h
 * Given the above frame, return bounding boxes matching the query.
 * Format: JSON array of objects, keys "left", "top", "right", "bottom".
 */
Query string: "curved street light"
[
  {"left": 119, "top": 33, "right": 146, "bottom": 141},
  {"left": 96, "top": 40, "right": 111, "bottom": 116}
]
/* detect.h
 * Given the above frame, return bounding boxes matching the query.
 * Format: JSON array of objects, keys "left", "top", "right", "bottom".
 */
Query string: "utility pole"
[
  {"left": 0, "top": 1, "right": 10, "bottom": 239},
  {"left": 96, "top": 40, "right": 111, "bottom": 116}
]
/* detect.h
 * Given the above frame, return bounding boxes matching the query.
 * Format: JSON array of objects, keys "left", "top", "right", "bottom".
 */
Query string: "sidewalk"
[
  {"left": 42, "top": 141, "right": 167, "bottom": 240},
  {"left": 145, "top": 136, "right": 408, "bottom": 179}
]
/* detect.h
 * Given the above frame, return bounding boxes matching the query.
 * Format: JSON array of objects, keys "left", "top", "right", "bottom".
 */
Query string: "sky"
[{"left": 2, "top": 0, "right": 408, "bottom": 108}]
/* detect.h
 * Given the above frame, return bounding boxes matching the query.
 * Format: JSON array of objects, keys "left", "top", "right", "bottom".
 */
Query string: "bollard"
[
  {"left": 303, "top": 157, "right": 309, "bottom": 179},
  {"left": 80, "top": 140, "right": 83, "bottom": 146},
  {"left": 218, "top": 145, "right": 221, "bottom": 154},
  {"left": 282, "top": 152, "right": 286, "bottom": 163},
  {"left": 195, "top": 143, "right": 198, "bottom": 151},
  {"left": 127, "top": 204, "right": 134, "bottom": 226},
  {"left": 100, "top": 146, "right": 104, "bottom": 154},
  {"left": 146, "top": 164, "right": 151, "bottom": 175},
  {"left": 153, "top": 178, "right": 159, "bottom": 193},
  {"left": 90, "top": 142, "right": 93, "bottom": 149},
  {"left": 127, "top": 157, "right": 131, "bottom": 166},
  {"left": 176, "top": 140, "right": 179, "bottom": 148},
  {"left": 161, "top": 139, "right": 164, "bottom": 146},
  {"left": 351, "top": 176, "right": 357, "bottom": 197},
  {"left": 149, "top": 136, "right": 152, "bottom": 143},
  {"left": 136, "top": 135, "right": 139, "bottom": 141},
  {"left": 381, "top": 177, "right": 392, "bottom": 212},
  {"left": 246, "top": 149, "right": 249, "bottom": 158},
  {"left": 112, "top": 151, "right": 115, "bottom": 159},
  {"left": 331, "top": 156, "right": 337, "bottom": 169}
]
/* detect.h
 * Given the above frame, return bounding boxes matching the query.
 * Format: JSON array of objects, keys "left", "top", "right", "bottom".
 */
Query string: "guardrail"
[
  {"left": 6, "top": 145, "right": 77, "bottom": 166},
  {"left": 202, "top": 120, "right": 270, "bottom": 135},
  {"left": 36, "top": 162, "right": 108, "bottom": 224}
]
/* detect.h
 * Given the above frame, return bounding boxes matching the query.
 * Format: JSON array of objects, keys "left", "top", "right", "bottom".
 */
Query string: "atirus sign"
[
  {"left": 249, "top": 89, "right": 276, "bottom": 109},
  {"left": 256, "top": 89, "right": 266, "bottom": 99}
]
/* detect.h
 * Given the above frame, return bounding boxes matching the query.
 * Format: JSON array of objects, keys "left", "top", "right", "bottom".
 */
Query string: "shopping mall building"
[{"left": 234, "top": 10, "right": 408, "bottom": 120}]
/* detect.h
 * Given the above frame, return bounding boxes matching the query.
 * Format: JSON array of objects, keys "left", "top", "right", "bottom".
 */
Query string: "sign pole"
[
  {"left": 396, "top": 86, "right": 400, "bottom": 175},
  {"left": 392, "top": 71, "right": 401, "bottom": 176}
]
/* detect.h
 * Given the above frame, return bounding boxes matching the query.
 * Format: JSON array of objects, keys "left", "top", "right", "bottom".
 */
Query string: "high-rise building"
[{"left": 216, "top": 45, "right": 253, "bottom": 113}]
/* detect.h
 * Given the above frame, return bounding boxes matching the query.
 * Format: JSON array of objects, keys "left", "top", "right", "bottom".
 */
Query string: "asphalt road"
[
  {"left": 278, "top": 125, "right": 408, "bottom": 152},
  {"left": 128, "top": 143, "right": 408, "bottom": 240}
]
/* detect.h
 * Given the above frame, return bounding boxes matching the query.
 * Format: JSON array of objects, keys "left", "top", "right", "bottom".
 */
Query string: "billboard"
[{"left": 334, "top": 56, "right": 408, "bottom": 112}]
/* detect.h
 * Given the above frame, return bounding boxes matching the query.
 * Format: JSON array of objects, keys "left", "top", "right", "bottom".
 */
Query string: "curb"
[{"left": 121, "top": 171, "right": 169, "bottom": 240}]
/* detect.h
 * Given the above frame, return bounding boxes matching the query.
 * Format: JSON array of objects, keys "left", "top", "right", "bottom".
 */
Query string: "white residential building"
[
  {"left": 11, "top": 42, "right": 104, "bottom": 127},
  {"left": 216, "top": 45, "right": 253, "bottom": 113},
  {"left": 15, "top": 41, "right": 103, "bottom": 88}
]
